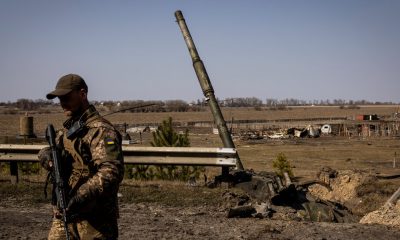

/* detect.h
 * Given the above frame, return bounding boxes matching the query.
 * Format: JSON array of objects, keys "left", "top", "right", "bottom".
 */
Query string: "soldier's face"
[{"left": 58, "top": 89, "right": 87, "bottom": 117}]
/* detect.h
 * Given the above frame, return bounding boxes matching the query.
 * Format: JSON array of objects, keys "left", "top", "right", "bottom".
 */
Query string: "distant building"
[{"left": 356, "top": 114, "right": 379, "bottom": 121}]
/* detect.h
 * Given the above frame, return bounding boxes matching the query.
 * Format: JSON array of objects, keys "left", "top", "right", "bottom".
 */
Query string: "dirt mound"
[
  {"left": 307, "top": 167, "right": 400, "bottom": 219},
  {"left": 308, "top": 168, "right": 373, "bottom": 203},
  {"left": 360, "top": 200, "right": 400, "bottom": 228},
  {"left": 308, "top": 168, "right": 385, "bottom": 215}
]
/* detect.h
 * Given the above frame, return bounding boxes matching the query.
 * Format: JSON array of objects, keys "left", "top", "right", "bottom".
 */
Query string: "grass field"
[
  {"left": 1, "top": 105, "right": 398, "bottom": 180},
  {"left": 0, "top": 105, "right": 398, "bottom": 136}
]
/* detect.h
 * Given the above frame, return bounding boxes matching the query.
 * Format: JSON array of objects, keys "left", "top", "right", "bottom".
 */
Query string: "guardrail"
[{"left": 0, "top": 144, "right": 237, "bottom": 183}]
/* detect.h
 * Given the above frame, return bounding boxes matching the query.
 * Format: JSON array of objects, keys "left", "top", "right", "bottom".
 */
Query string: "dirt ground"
[
  {"left": 1, "top": 106, "right": 400, "bottom": 239},
  {"left": 1, "top": 203, "right": 400, "bottom": 240},
  {"left": 1, "top": 136, "right": 400, "bottom": 239}
]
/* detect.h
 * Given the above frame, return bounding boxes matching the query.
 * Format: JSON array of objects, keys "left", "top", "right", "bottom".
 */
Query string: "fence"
[{"left": 0, "top": 144, "right": 237, "bottom": 183}]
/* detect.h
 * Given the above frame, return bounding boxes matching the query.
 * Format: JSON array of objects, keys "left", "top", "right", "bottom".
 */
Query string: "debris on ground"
[{"left": 211, "top": 169, "right": 358, "bottom": 223}]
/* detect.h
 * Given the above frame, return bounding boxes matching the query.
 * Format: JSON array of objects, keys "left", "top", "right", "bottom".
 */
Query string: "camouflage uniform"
[{"left": 45, "top": 105, "right": 124, "bottom": 240}]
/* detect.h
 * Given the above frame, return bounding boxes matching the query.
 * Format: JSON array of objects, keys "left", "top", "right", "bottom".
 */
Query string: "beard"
[
  {"left": 63, "top": 105, "right": 84, "bottom": 119},
  {"left": 63, "top": 109, "right": 73, "bottom": 117}
]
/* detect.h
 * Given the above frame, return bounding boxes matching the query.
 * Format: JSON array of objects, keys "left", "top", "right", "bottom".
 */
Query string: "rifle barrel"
[{"left": 46, "top": 124, "right": 71, "bottom": 240}]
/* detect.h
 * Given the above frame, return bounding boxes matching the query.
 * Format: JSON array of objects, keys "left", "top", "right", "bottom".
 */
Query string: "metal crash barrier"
[{"left": 0, "top": 144, "right": 237, "bottom": 183}]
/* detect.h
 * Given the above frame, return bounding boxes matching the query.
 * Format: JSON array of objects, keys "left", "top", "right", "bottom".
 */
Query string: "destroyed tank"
[
  {"left": 212, "top": 169, "right": 358, "bottom": 222},
  {"left": 175, "top": 10, "right": 356, "bottom": 223}
]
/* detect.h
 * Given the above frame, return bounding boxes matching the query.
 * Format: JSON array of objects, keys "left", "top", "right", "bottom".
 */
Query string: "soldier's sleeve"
[{"left": 75, "top": 126, "right": 124, "bottom": 201}]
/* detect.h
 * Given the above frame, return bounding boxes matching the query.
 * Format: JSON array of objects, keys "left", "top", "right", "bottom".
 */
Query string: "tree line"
[{"left": 0, "top": 97, "right": 397, "bottom": 112}]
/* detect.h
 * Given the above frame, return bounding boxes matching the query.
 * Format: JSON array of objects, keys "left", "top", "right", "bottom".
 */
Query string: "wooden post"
[
  {"left": 0, "top": 136, "right": 19, "bottom": 184},
  {"left": 394, "top": 152, "right": 397, "bottom": 169}
]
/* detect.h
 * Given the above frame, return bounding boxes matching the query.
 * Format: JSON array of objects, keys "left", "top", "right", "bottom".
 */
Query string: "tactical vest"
[{"left": 60, "top": 106, "right": 115, "bottom": 194}]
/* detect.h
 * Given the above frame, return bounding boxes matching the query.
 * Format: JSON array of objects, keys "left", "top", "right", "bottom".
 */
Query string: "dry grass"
[
  {"left": 120, "top": 180, "right": 225, "bottom": 206},
  {"left": 235, "top": 137, "right": 400, "bottom": 179},
  {"left": 1, "top": 105, "right": 399, "bottom": 181},
  {"left": 0, "top": 178, "right": 225, "bottom": 208}
]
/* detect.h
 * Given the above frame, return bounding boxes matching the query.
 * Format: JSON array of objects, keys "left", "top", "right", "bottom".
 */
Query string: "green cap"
[{"left": 46, "top": 74, "right": 88, "bottom": 99}]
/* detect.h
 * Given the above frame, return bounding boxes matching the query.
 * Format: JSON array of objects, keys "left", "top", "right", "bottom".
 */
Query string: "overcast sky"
[{"left": 1, "top": 0, "right": 399, "bottom": 103}]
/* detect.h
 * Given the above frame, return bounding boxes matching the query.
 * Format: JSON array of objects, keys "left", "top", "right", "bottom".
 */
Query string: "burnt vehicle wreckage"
[{"left": 175, "top": 10, "right": 399, "bottom": 223}]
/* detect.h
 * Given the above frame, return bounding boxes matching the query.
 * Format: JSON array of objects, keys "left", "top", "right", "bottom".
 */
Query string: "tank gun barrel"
[{"left": 175, "top": 10, "right": 244, "bottom": 170}]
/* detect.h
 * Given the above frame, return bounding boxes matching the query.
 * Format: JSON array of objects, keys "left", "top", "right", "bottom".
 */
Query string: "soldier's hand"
[
  {"left": 52, "top": 205, "right": 63, "bottom": 219},
  {"left": 67, "top": 195, "right": 85, "bottom": 214},
  {"left": 38, "top": 147, "right": 53, "bottom": 171}
]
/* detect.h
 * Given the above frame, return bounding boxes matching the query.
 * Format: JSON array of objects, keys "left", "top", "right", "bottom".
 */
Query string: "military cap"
[{"left": 46, "top": 74, "right": 88, "bottom": 99}]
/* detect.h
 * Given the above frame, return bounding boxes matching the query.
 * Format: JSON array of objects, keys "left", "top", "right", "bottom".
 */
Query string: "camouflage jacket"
[{"left": 58, "top": 105, "right": 124, "bottom": 222}]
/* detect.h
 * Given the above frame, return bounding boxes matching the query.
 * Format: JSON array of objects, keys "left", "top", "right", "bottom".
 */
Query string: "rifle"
[
  {"left": 46, "top": 124, "right": 71, "bottom": 240},
  {"left": 102, "top": 103, "right": 158, "bottom": 117}
]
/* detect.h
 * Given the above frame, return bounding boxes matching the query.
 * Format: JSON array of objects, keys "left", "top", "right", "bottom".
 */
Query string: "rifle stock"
[{"left": 46, "top": 124, "right": 71, "bottom": 240}]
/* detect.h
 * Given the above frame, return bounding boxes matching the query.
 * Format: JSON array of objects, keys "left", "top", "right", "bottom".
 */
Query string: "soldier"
[{"left": 39, "top": 74, "right": 124, "bottom": 239}]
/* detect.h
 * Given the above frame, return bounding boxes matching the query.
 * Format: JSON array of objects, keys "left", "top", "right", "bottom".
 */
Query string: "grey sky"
[{"left": 0, "top": 0, "right": 399, "bottom": 103}]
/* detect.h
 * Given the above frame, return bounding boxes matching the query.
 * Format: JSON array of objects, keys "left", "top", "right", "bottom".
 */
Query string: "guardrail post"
[
  {"left": 10, "top": 161, "right": 18, "bottom": 184},
  {"left": 222, "top": 166, "right": 229, "bottom": 179}
]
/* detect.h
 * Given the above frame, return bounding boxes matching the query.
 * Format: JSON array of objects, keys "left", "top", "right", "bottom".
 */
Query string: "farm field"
[
  {"left": 1, "top": 105, "right": 398, "bottom": 179},
  {"left": 0, "top": 105, "right": 398, "bottom": 136},
  {"left": 1, "top": 105, "right": 400, "bottom": 239}
]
